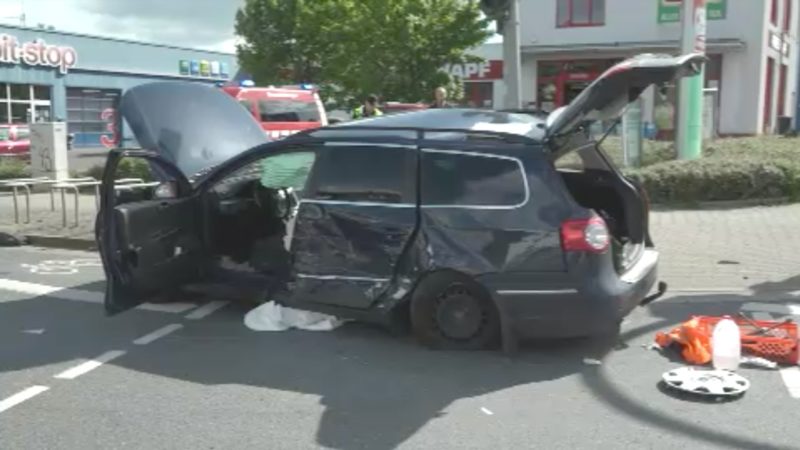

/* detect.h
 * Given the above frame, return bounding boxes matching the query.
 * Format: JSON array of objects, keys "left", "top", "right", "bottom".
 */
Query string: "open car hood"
[
  {"left": 119, "top": 82, "right": 268, "bottom": 178},
  {"left": 545, "top": 53, "right": 706, "bottom": 139}
]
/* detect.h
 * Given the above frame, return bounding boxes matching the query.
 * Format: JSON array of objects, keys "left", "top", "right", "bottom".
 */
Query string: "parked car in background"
[
  {"left": 222, "top": 84, "right": 328, "bottom": 140},
  {"left": 0, "top": 124, "right": 31, "bottom": 157},
  {"left": 98, "top": 53, "right": 703, "bottom": 351}
]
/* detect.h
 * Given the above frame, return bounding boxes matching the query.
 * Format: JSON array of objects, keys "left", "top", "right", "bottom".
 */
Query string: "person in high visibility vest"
[{"left": 352, "top": 94, "right": 383, "bottom": 119}]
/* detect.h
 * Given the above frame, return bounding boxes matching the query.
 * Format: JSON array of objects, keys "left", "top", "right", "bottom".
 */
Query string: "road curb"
[
  {"left": 653, "top": 197, "right": 792, "bottom": 211},
  {"left": 25, "top": 235, "right": 97, "bottom": 252}
]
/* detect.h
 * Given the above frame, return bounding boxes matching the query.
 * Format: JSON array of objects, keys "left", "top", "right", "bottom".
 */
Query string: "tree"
[{"left": 235, "top": 0, "right": 490, "bottom": 105}]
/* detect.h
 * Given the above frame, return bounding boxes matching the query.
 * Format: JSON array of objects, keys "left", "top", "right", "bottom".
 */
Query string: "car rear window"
[
  {"left": 421, "top": 150, "right": 527, "bottom": 208},
  {"left": 258, "top": 99, "right": 320, "bottom": 123}
]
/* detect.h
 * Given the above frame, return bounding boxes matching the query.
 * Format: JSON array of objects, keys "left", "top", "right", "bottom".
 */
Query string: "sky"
[
  {"left": 0, "top": 0, "right": 244, "bottom": 52},
  {"left": 0, "top": 0, "right": 500, "bottom": 53}
]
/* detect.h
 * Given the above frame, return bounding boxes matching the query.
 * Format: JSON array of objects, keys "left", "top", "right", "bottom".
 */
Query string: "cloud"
[
  {"left": 0, "top": 0, "right": 243, "bottom": 51},
  {"left": 76, "top": 0, "right": 243, "bottom": 49}
]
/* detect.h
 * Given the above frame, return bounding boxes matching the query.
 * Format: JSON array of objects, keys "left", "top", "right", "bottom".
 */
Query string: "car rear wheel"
[{"left": 410, "top": 272, "right": 500, "bottom": 350}]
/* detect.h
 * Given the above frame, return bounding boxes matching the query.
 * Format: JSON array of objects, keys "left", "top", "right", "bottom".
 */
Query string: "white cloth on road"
[{"left": 244, "top": 301, "right": 344, "bottom": 332}]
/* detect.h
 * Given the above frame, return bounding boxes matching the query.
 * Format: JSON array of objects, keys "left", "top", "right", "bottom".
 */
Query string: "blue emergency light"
[
  {"left": 240, "top": 79, "right": 255, "bottom": 87},
  {"left": 300, "top": 83, "right": 314, "bottom": 90}
]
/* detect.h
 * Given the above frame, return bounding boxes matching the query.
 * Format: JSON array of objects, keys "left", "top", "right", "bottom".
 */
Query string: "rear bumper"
[{"left": 485, "top": 249, "right": 660, "bottom": 341}]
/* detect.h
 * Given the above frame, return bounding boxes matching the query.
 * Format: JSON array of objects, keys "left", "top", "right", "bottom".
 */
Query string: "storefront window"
[
  {"left": 0, "top": 83, "right": 52, "bottom": 124},
  {"left": 66, "top": 87, "right": 121, "bottom": 148},
  {"left": 10, "top": 103, "right": 30, "bottom": 123},
  {"left": 463, "top": 82, "right": 494, "bottom": 108},
  {"left": 9, "top": 84, "right": 29, "bottom": 101},
  {"left": 33, "top": 85, "right": 51, "bottom": 101}
]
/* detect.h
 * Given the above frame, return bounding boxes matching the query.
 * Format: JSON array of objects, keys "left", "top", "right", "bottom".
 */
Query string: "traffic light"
[{"left": 479, "top": 0, "right": 510, "bottom": 33}]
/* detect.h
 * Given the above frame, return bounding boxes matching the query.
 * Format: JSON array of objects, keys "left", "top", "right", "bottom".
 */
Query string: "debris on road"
[
  {"left": 653, "top": 315, "right": 798, "bottom": 366},
  {"left": 244, "top": 300, "right": 344, "bottom": 332},
  {"left": 740, "top": 356, "right": 779, "bottom": 370},
  {"left": 582, "top": 358, "right": 603, "bottom": 366},
  {"left": 662, "top": 367, "right": 750, "bottom": 398}
]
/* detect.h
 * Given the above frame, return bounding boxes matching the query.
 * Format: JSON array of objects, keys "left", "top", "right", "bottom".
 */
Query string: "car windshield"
[{"left": 258, "top": 99, "right": 320, "bottom": 122}]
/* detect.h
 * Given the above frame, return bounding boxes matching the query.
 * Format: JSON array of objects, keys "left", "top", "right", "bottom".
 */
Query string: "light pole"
[
  {"left": 676, "top": 0, "right": 706, "bottom": 160},
  {"left": 502, "top": 0, "right": 522, "bottom": 109}
]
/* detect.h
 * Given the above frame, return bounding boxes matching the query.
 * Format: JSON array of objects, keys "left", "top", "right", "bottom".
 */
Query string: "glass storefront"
[
  {"left": 66, "top": 88, "right": 121, "bottom": 147},
  {"left": 463, "top": 81, "right": 494, "bottom": 108},
  {"left": 0, "top": 82, "right": 52, "bottom": 124}
]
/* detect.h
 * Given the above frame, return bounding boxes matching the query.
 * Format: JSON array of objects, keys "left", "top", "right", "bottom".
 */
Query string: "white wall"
[{"left": 518, "top": 0, "right": 767, "bottom": 47}]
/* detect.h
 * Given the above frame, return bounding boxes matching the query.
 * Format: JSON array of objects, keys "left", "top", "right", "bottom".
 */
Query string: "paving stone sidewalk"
[{"left": 2, "top": 191, "right": 799, "bottom": 292}]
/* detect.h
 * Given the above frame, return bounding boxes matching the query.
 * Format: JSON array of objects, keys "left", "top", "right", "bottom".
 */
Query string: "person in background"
[
  {"left": 430, "top": 86, "right": 452, "bottom": 108},
  {"left": 351, "top": 94, "right": 383, "bottom": 119}
]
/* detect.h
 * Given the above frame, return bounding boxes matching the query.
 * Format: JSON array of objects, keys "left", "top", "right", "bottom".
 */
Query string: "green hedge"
[
  {"left": 83, "top": 158, "right": 152, "bottom": 182},
  {"left": 0, "top": 159, "right": 29, "bottom": 180},
  {"left": 622, "top": 137, "right": 800, "bottom": 204}
]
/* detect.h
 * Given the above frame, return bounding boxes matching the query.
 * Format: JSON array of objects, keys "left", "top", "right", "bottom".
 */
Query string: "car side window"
[
  {"left": 306, "top": 145, "right": 416, "bottom": 204},
  {"left": 259, "top": 151, "right": 317, "bottom": 193},
  {"left": 421, "top": 150, "right": 527, "bottom": 208},
  {"left": 212, "top": 149, "right": 318, "bottom": 197}
]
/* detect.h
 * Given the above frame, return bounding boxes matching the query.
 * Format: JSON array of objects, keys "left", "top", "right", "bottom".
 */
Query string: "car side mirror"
[{"left": 154, "top": 181, "right": 178, "bottom": 199}]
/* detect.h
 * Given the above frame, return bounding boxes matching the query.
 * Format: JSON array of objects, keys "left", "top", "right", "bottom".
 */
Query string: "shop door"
[{"left": 764, "top": 58, "right": 775, "bottom": 133}]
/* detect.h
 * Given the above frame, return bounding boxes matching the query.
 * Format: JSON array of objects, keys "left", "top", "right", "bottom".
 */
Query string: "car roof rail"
[{"left": 296, "top": 125, "right": 539, "bottom": 145}]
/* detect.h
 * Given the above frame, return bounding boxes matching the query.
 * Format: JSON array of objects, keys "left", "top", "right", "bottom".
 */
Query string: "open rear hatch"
[{"left": 545, "top": 53, "right": 705, "bottom": 272}]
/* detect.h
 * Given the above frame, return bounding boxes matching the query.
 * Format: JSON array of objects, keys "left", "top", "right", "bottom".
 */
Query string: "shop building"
[
  {"left": 482, "top": 0, "right": 796, "bottom": 135},
  {"left": 445, "top": 42, "right": 505, "bottom": 108},
  {"left": 0, "top": 24, "right": 238, "bottom": 148}
]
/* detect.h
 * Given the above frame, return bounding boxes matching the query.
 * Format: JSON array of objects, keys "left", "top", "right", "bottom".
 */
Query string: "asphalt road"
[{"left": 1, "top": 246, "right": 799, "bottom": 450}]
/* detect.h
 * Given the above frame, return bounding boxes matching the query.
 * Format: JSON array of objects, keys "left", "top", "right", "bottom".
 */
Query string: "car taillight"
[{"left": 560, "top": 216, "right": 610, "bottom": 253}]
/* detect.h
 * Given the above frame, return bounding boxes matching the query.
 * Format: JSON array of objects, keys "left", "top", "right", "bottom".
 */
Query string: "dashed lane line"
[
  {"left": 185, "top": 300, "right": 229, "bottom": 320},
  {"left": 0, "top": 278, "right": 199, "bottom": 313},
  {"left": 133, "top": 324, "right": 183, "bottom": 345},
  {"left": 0, "top": 386, "right": 49, "bottom": 414},
  {"left": 53, "top": 350, "right": 127, "bottom": 380}
]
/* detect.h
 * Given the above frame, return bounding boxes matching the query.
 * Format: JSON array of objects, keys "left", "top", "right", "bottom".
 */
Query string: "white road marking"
[
  {"left": 741, "top": 302, "right": 800, "bottom": 316},
  {"left": 138, "top": 303, "right": 198, "bottom": 313},
  {"left": 133, "top": 324, "right": 183, "bottom": 345},
  {"left": 742, "top": 302, "right": 800, "bottom": 399},
  {"left": 480, "top": 407, "right": 494, "bottom": 416},
  {"left": 0, "top": 278, "right": 103, "bottom": 303},
  {"left": 185, "top": 300, "right": 229, "bottom": 320},
  {"left": 54, "top": 350, "right": 126, "bottom": 380},
  {"left": 780, "top": 367, "right": 800, "bottom": 399},
  {"left": 22, "top": 329, "right": 45, "bottom": 335},
  {"left": 0, "top": 278, "right": 197, "bottom": 313},
  {"left": 0, "top": 386, "right": 49, "bottom": 413}
]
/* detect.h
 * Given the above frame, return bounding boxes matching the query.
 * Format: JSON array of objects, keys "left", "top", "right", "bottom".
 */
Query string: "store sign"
[
  {"left": 658, "top": 0, "right": 726, "bottom": 23},
  {"left": 180, "top": 59, "right": 230, "bottom": 78},
  {"left": 0, "top": 34, "right": 77, "bottom": 74},
  {"left": 445, "top": 60, "right": 503, "bottom": 80}
]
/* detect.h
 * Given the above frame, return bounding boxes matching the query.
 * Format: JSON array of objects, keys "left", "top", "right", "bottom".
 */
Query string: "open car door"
[{"left": 97, "top": 150, "right": 207, "bottom": 315}]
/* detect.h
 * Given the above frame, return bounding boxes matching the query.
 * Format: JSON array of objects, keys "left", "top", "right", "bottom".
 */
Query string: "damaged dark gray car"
[{"left": 97, "top": 53, "right": 705, "bottom": 351}]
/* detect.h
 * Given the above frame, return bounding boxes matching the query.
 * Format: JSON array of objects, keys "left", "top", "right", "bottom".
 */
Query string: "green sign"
[
  {"left": 179, "top": 60, "right": 190, "bottom": 75},
  {"left": 658, "top": 0, "right": 726, "bottom": 23}
]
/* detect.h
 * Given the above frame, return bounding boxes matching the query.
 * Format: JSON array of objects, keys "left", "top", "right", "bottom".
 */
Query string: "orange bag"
[{"left": 654, "top": 316, "right": 713, "bottom": 365}]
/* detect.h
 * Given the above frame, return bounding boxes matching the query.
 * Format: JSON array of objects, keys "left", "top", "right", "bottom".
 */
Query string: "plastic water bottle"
[{"left": 712, "top": 317, "right": 741, "bottom": 371}]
